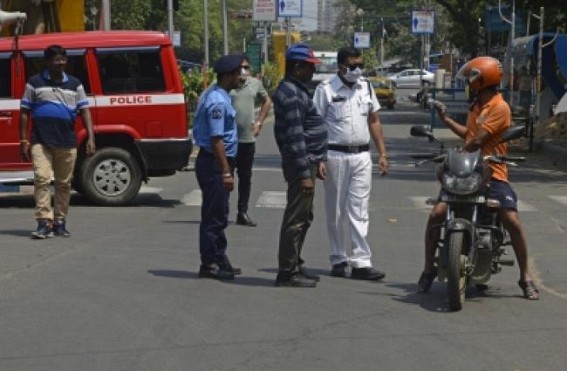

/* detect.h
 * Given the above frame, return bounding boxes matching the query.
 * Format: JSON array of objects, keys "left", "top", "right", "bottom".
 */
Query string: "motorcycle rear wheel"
[{"left": 447, "top": 231, "right": 467, "bottom": 311}]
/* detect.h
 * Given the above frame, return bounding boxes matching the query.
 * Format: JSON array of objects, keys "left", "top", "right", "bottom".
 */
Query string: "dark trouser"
[
  {"left": 236, "top": 142, "right": 255, "bottom": 214},
  {"left": 195, "top": 149, "right": 235, "bottom": 266},
  {"left": 278, "top": 162, "right": 317, "bottom": 273}
]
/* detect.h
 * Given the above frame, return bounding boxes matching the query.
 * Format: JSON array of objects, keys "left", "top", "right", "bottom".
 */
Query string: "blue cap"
[
  {"left": 285, "top": 43, "right": 321, "bottom": 64},
  {"left": 213, "top": 54, "right": 245, "bottom": 74}
]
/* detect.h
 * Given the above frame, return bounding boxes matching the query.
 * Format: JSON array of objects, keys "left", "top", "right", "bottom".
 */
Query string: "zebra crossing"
[{"left": 150, "top": 186, "right": 567, "bottom": 212}]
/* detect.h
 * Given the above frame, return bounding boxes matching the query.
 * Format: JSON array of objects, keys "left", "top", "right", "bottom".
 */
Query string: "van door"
[{"left": 0, "top": 51, "right": 28, "bottom": 170}]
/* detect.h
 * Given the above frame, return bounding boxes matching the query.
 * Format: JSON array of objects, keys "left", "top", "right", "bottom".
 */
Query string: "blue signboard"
[{"left": 484, "top": 6, "right": 525, "bottom": 34}]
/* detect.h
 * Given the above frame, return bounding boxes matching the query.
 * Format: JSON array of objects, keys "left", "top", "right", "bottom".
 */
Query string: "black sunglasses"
[
  {"left": 344, "top": 63, "right": 364, "bottom": 71},
  {"left": 240, "top": 65, "right": 250, "bottom": 70}
]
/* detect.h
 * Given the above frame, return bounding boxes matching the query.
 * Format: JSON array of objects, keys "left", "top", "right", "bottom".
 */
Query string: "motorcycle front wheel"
[{"left": 447, "top": 231, "right": 467, "bottom": 311}]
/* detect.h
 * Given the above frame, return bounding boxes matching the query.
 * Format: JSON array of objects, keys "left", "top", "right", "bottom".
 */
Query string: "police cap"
[{"left": 213, "top": 54, "right": 245, "bottom": 74}]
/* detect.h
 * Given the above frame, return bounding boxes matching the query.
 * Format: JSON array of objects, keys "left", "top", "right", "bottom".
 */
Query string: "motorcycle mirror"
[
  {"left": 410, "top": 125, "right": 432, "bottom": 138},
  {"left": 499, "top": 126, "right": 525, "bottom": 143}
]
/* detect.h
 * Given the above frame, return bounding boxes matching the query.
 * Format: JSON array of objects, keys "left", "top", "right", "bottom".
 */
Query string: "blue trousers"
[{"left": 195, "top": 150, "right": 234, "bottom": 266}]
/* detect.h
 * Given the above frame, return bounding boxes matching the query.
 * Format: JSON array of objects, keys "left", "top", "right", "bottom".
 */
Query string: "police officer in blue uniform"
[{"left": 193, "top": 54, "right": 245, "bottom": 280}]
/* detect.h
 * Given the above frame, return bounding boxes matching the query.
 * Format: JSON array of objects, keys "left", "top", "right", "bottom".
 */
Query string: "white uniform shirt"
[{"left": 313, "top": 74, "right": 381, "bottom": 146}]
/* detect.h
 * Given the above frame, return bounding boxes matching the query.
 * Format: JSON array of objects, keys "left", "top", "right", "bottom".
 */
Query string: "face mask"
[{"left": 343, "top": 67, "right": 362, "bottom": 83}]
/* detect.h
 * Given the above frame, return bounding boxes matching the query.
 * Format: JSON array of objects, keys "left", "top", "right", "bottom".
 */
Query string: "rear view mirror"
[
  {"left": 410, "top": 125, "right": 432, "bottom": 137},
  {"left": 500, "top": 126, "right": 525, "bottom": 143}
]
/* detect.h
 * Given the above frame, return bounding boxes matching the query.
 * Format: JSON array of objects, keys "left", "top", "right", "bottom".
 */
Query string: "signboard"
[
  {"left": 354, "top": 32, "right": 370, "bottom": 49},
  {"left": 246, "top": 41, "right": 262, "bottom": 74},
  {"left": 411, "top": 10, "right": 435, "bottom": 34},
  {"left": 484, "top": 6, "right": 525, "bottom": 33},
  {"left": 278, "top": 0, "right": 302, "bottom": 18},
  {"left": 253, "top": 0, "right": 277, "bottom": 22}
]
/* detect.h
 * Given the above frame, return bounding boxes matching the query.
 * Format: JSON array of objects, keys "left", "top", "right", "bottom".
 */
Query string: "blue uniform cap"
[
  {"left": 285, "top": 43, "right": 321, "bottom": 64},
  {"left": 213, "top": 54, "right": 245, "bottom": 74}
]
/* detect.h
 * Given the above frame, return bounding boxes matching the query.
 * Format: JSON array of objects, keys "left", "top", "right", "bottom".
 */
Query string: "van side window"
[
  {"left": 22, "top": 50, "right": 91, "bottom": 93},
  {"left": 96, "top": 48, "right": 165, "bottom": 94},
  {"left": 0, "top": 53, "right": 11, "bottom": 98}
]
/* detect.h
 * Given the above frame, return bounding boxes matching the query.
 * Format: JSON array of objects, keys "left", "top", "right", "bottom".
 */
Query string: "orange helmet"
[{"left": 456, "top": 56, "right": 503, "bottom": 91}]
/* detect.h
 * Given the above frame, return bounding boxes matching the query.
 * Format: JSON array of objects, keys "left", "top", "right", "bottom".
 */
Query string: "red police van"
[{"left": 0, "top": 31, "right": 191, "bottom": 205}]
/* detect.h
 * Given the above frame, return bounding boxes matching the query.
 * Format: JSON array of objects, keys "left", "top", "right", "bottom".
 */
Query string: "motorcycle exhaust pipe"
[{"left": 498, "top": 259, "right": 515, "bottom": 266}]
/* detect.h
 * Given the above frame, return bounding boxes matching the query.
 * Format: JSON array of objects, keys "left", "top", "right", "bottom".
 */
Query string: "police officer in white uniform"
[{"left": 313, "top": 46, "right": 389, "bottom": 280}]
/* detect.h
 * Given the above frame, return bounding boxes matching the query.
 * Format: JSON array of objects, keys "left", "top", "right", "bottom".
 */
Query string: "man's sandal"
[
  {"left": 417, "top": 268, "right": 438, "bottom": 293},
  {"left": 518, "top": 280, "right": 540, "bottom": 300}
]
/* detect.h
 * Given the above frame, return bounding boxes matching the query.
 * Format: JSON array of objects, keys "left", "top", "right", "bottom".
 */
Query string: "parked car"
[
  {"left": 177, "top": 59, "right": 201, "bottom": 73},
  {"left": 388, "top": 69, "right": 435, "bottom": 88},
  {"left": 369, "top": 76, "right": 396, "bottom": 109}
]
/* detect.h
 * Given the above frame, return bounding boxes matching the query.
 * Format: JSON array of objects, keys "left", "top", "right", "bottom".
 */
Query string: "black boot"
[{"left": 236, "top": 212, "right": 257, "bottom": 227}]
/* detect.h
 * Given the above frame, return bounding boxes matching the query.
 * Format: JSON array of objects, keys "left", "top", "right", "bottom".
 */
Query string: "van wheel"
[{"left": 80, "top": 147, "right": 142, "bottom": 206}]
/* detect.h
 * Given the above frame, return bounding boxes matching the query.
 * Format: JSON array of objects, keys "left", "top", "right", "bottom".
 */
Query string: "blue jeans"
[{"left": 195, "top": 150, "right": 235, "bottom": 266}]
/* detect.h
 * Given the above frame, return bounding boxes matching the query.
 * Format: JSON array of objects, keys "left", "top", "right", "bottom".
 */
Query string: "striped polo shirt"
[{"left": 21, "top": 70, "right": 89, "bottom": 148}]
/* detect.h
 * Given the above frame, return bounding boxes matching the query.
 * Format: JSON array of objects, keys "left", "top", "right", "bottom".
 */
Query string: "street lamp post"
[
  {"left": 203, "top": 0, "right": 209, "bottom": 67},
  {"left": 221, "top": 0, "right": 228, "bottom": 54},
  {"left": 101, "top": 0, "right": 110, "bottom": 30},
  {"left": 356, "top": 8, "right": 364, "bottom": 32}
]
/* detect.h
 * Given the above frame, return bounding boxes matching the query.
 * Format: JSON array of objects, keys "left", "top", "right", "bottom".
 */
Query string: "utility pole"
[
  {"left": 167, "top": 0, "right": 174, "bottom": 43},
  {"left": 499, "top": 0, "right": 515, "bottom": 107},
  {"left": 221, "top": 0, "right": 228, "bottom": 54},
  {"left": 380, "top": 17, "right": 384, "bottom": 72},
  {"left": 101, "top": 0, "right": 110, "bottom": 30},
  {"left": 203, "top": 0, "right": 209, "bottom": 67}
]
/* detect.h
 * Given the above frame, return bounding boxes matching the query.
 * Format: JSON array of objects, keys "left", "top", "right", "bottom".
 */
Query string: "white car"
[{"left": 388, "top": 69, "right": 435, "bottom": 88}]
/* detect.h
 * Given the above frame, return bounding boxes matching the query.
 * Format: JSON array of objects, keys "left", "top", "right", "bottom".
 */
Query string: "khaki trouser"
[{"left": 31, "top": 144, "right": 77, "bottom": 221}]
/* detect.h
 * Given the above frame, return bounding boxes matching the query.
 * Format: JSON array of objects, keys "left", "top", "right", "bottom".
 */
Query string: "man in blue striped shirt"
[
  {"left": 20, "top": 45, "right": 96, "bottom": 239},
  {"left": 273, "top": 43, "right": 328, "bottom": 287}
]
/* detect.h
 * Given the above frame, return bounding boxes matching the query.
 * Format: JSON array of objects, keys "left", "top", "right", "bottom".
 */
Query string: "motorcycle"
[{"left": 410, "top": 124, "right": 526, "bottom": 311}]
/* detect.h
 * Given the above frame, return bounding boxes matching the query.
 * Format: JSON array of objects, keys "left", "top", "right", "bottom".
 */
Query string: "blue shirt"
[
  {"left": 192, "top": 84, "right": 237, "bottom": 157},
  {"left": 21, "top": 70, "right": 89, "bottom": 148}
]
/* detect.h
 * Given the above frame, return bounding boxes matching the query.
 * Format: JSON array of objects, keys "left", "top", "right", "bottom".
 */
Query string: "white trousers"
[{"left": 324, "top": 150, "right": 373, "bottom": 268}]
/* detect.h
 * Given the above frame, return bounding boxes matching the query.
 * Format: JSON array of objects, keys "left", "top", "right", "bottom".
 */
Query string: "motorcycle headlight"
[{"left": 441, "top": 172, "right": 482, "bottom": 194}]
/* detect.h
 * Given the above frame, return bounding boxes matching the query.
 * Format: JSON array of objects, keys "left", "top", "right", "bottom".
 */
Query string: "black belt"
[{"left": 328, "top": 144, "right": 370, "bottom": 153}]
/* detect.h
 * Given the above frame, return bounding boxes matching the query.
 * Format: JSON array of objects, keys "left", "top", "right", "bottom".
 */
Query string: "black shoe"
[
  {"left": 31, "top": 219, "right": 53, "bottom": 239},
  {"left": 275, "top": 272, "right": 317, "bottom": 287},
  {"left": 198, "top": 264, "right": 235, "bottom": 280},
  {"left": 417, "top": 268, "right": 438, "bottom": 293},
  {"left": 236, "top": 212, "right": 257, "bottom": 227},
  {"left": 53, "top": 219, "right": 71, "bottom": 237},
  {"left": 220, "top": 256, "right": 242, "bottom": 275},
  {"left": 330, "top": 262, "right": 348, "bottom": 277},
  {"left": 351, "top": 267, "right": 386, "bottom": 281},
  {"left": 298, "top": 266, "right": 320, "bottom": 282}
]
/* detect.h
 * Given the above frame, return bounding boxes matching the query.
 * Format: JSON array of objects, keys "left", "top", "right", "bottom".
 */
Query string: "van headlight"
[{"left": 441, "top": 172, "right": 482, "bottom": 194}]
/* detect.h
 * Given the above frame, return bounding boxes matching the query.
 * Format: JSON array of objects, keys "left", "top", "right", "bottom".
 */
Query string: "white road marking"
[
  {"left": 549, "top": 195, "right": 567, "bottom": 206},
  {"left": 409, "top": 196, "right": 434, "bottom": 210},
  {"left": 181, "top": 190, "right": 202, "bottom": 206},
  {"left": 139, "top": 186, "right": 163, "bottom": 194},
  {"left": 256, "top": 191, "right": 287, "bottom": 208}
]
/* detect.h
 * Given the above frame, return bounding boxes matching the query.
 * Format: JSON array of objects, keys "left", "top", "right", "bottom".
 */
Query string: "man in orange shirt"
[{"left": 417, "top": 56, "right": 539, "bottom": 300}]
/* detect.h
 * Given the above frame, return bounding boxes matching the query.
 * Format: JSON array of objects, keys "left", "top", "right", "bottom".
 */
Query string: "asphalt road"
[{"left": 1, "top": 95, "right": 566, "bottom": 371}]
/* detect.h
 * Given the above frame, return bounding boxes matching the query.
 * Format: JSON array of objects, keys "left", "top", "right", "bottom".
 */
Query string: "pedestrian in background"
[
  {"left": 272, "top": 43, "right": 328, "bottom": 288},
  {"left": 230, "top": 56, "right": 272, "bottom": 227},
  {"left": 313, "top": 46, "right": 389, "bottom": 280},
  {"left": 19, "top": 44, "right": 96, "bottom": 239},
  {"left": 192, "top": 54, "right": 245, "bottom": 281}
]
